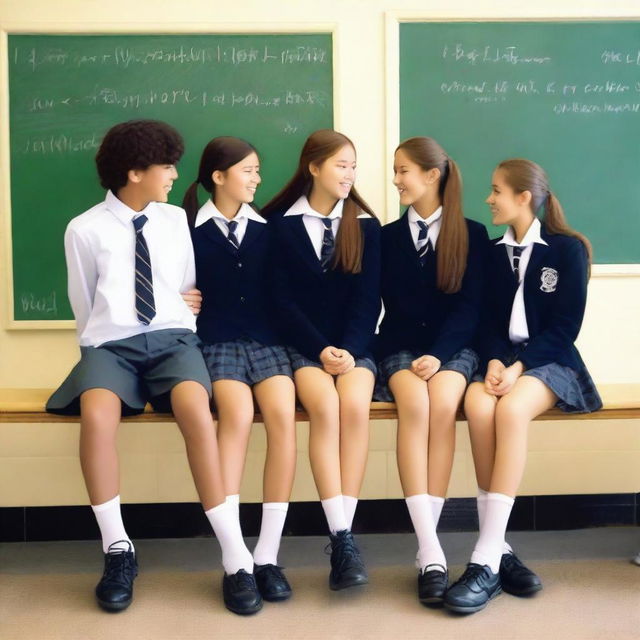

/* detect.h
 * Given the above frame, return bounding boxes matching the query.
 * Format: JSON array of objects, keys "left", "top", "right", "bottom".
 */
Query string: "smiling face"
[
  {"left": 213, "top": 151, "right": 261, "bottom": 205},
  {"left": 486, "top": 168, "right": 532, "bottom": 226},
  {"left": 309, "top": 143, "right": 356, "bottom": 202},
  {"left": 392, "top": 147, "right": 440, "bottom": 209},
  {"left": 130, "top": 163, "right": 178, "bottom": 204}
]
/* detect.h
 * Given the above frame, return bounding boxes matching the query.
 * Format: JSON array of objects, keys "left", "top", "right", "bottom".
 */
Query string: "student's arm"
[
  {"left": 64, "top": 224, "right": 97, "bottom": 337},
  {"left": 269, "top": 223, "right": 332, "bottom": 360},
  {"left": 341, "top": 219, "right": 382, "bottom": 356},
  {"left": 178, "top": 216, "right": 197, "bottom": 293},
  {"left": 429, "top": 222, "right": 489, "bottom": 364},
  {"left": 518, "top": 238, "right": 588, "bottom": 370}
]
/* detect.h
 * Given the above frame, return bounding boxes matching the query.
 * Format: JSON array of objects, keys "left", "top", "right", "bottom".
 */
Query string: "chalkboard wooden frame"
[
  {"left": 384, "top": 12, "right": 640, "bottom": 277},
  {"left": 1, "top": 23, "right": 339, "bottom": 328}
]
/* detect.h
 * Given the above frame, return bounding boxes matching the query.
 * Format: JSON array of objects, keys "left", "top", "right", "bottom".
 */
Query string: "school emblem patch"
[{"left": 540, "top": 267, "right": 558, "bottom": 293}]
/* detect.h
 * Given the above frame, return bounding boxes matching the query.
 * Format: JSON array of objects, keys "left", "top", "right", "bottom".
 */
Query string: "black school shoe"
[
  {"left": 418, "top": 564, "right": 448, "bottom": 606},
  {"left": 444, "top": 563, "right": 501, "bottom": 614},
  {"left": 328, "top": 530, "right": 369, "bottom": 590},
  {"left": 500, "top": 552, "right": 543, "bottom": 595},
  {"left": 254, "top": 564, "right": 292, "bottom": 602},
  {"left": 95, "top": 540, "right": 138, "bottom": 612},
  {"left": 222, "top": 569, "right": 263, "bottom": 615}
]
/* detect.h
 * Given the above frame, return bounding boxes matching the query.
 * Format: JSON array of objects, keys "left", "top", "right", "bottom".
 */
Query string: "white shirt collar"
[
  {"left": 407, "top": 205, "right": 442, "bottom": 227},
  {"left": 497, "top": 217, "right": 548, "bottom": 247},
  {"left": 105, "top": 190, "right": 154, "bottom": 226},
  {"left": 194, "top": 199, "right": 265, "bottom": 228},
  {"left": 284, "top": 195, "right": 344, "bottom": 219}
]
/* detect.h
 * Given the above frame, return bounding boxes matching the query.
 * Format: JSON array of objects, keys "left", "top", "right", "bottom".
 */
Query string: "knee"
[
  {"left": 396, "top": 396, "right": 429, "bottom": 424},
  {"left": 495, "top": 395, "right": 528, "bottom": 431},
  {"left": 429, "top": 396, "right": 460, "bottom": 426}
]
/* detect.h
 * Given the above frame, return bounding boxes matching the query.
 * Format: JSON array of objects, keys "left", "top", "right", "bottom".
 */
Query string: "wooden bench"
[{"left": 1, "top": 384, "right": 638, "bottom": 422}]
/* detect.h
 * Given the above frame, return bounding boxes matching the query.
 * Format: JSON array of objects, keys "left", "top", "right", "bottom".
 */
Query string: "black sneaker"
[
  {"left": 500, "top": 552, "right": 542, "bottom": 596},
  {"left": 222, "top": 569, "right": 263, "bottom": 615},
  {"left": 254, "top": 563, "right": 292, "bottom": 602},
  {"left": 418, "top": 563, "right": 448, "bottom": 606},
  {"left": 444, "top": 563, "right": 501, "bottom": 614},
  {"left": 328, "top": 529, "right": 368, "bottom": 591},
  {"left": 95, "top": 540, "right": 138, "bottom": 612}
]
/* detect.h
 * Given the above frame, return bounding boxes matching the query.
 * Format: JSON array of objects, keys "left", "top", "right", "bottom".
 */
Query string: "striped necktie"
[
  {"left": 225, "top": 219, "right": 240, "bottom": 249},
  {"left": 320, "top": 218, "right": 335, "bottom": 271},
  {"left": 417, "top": 220, "right": 431, "bottom": 266},
  {"left": 133, "top": 215, "right": 155, "bottom": 325},
  {"left": 512, "top": 246, "right": 524, "bottom": 282}
]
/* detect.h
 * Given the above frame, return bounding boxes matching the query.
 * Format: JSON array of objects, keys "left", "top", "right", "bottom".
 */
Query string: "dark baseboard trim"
[{"left": 1, "top": 493, "right": 638, "bottom": 543}]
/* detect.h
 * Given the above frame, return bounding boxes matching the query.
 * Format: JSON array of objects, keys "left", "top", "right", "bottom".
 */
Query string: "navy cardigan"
[
  {"left": 375, "top": 214, "right": 489, "bottom": 364},
  {"left": 192, "top": 218, "right": 280, "bottom": 346},
  {"left": 270, "top": 215, "right": 381, "bottom": 361},
  {"left": 478, "top": 227, "right": 590, "bottom": 372}
]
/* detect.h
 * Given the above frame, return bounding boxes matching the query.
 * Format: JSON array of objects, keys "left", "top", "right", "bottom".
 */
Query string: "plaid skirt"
[
  {"left": 202, "top": 338, "right": 292, "bottom": 386},
  {"left": 374, "top": 347, "right": 480, "bottom": 402}
]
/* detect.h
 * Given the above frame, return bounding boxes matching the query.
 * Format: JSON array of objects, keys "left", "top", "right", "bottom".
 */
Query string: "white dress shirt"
[
  {"left": 407, "top": 205, "right": 443, "bottom": 250},
  {"left": 194, "top": 200, "right": 266, "bottom": 243},
  {"left": 284, "top": 195, "right": 372, "bottom": 260},
  {"left": 65, "top": 190, "right": 197, "bottom": 347},
  {"left": 496, "top": 217, "right": 548, "bottom": 344}
]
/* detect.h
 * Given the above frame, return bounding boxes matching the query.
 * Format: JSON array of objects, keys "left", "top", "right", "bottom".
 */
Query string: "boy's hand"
[{"left": 182, "top": 288, "right": 202, "bottom": 315}]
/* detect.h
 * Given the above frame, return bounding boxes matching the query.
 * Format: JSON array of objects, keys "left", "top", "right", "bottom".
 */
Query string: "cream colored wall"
[{"left": 1, "top": 0, "right": 638, "bottom": 507}]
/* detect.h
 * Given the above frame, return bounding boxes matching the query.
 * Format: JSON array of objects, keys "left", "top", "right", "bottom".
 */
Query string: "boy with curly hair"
[{"left": 47, "top": 120, "right": 262, "bottom": 616}]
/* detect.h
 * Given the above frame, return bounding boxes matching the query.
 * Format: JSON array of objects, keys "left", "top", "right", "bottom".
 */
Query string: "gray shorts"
[
  {"left": 287, "top": 347, "right": 377, "bottom": 376},
  {"left": 374, "top": 347, "right": 479, "bottom": 402},
  {"left": 202, "top": 338, "right": 292, "bottom": 386},
  {"left": 46, "top": 329, "right": 212, "bottom": 416}
]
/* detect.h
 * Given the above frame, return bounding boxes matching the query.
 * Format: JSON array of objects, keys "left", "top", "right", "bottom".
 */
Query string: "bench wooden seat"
[{"left": 1, "top": 384, "right": 638, "bottom": 423}]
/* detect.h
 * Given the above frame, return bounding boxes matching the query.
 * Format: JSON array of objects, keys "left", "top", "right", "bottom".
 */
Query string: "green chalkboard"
[
  {"left": 400, "top": 21, "right": 640, "bottom": 263},
  {"left": 9, "top": 33, "right": 333, "bottom": 321}
]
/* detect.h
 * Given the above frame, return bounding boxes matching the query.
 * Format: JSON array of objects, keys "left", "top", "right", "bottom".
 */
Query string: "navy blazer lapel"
[
  {"left": 394, "top": 213, "right": 423, "bottom": 270},
  {"left": 200, "top": 219, "right": 238, "bottom": 256},
  {"left": 238, "top": 219, "right": 264, "bottom": 254},
  {"left": 285, "top": 216, "right": 324, "bottom": 275}
]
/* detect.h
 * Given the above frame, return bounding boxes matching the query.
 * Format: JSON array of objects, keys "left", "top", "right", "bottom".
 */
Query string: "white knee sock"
[
  {"left": 321, "top": 495, "right": 348, "bottom": 534},
  {"left": 343, "top": 495, "right": 358, "bottom": 530},
  {"left": 406, "top": 494, "right": 446, "bottom": 572},
  {"left": 92, "top": 495, "right": 134, "bottom": 554},
  {"left": 428, "top": 495, "right": 445, "bottom": 528},
  {"left": 470, "top": 492, "right": 515, "bottom": 573},
  {"left": 253, "top": 502, "right": 289, "bottom": 566},
  {"left": 205, "top": 502, "right": 253, "bottom": 575},
  {"left": 477, "top": 489, "right": 512, "bottom": 554}
]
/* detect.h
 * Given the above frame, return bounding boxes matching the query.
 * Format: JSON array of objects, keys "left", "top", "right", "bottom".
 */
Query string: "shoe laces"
[
  {"left": 103, "top": 540, "right": 136, "bottom": 585},
  {"left": 501, "top": 552, "right": 527, "bottom": 574},
  {"left": 458, "top": 563, "right": 489, "bottom": 585},
  {"left": 256, "top": 564, "right": 284, "bottom": 579},
  {"left": 229, "top": 569, "right": 256, "bottom": 590},
  {"left": 329, "top": 531, "right": 362, "bottom": 570}
]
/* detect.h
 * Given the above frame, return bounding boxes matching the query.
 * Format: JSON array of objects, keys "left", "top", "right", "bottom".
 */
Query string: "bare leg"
[
  {"left": 464, "top": 382, "right": 499, "bottom": 491},
  {"left": 389, "top": 370, "right": 430, "bottom": 497},
  {"left": 253, "top": 375, "right": 297, "bottom": 503},
  {"left": 170, "top": 381, "right": 226, "bottom": 510},
  {"left": 295, "top": 367, "right": 341, "bottom": 500},
  {"left": 426, "top": 370, "right": 467, "bottom": 498},
  {"left": 79, "top": 389, "right": 122, "bottom": 504},
  {"left": 212, "top": 380, "right": 255, "bottom": 497},
  {"left": 336, "top": 367, "right": 375, "bottom": 498}
]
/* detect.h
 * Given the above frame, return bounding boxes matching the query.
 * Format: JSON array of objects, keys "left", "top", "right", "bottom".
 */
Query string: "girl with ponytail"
[
  {"left": 184, "top": 137, "right": 297, "bottom": 612},
  {"left": 444, "top": 158, "right": 602, "bottom": 614},
  {"left": 263, "top": 129, "right": 381, "bottom": 591},
  {"left": 374, "top": 137, "right": 489, "bottom": 606}
]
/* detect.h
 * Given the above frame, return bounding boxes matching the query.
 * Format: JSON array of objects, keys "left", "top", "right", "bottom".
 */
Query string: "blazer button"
[
  {"left": 421, "top": 322, "right": 427, "bottom": 327},
  {"left": 237, "top": 262, "right": 243, "bottom": 268},
  {"left": 240, "top": 296, "right": 245, "bottom": 303}
]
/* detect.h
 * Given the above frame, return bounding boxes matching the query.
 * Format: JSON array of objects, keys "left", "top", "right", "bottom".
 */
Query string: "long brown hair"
[
  {"left": 397, "top": 137, "right": 467, "bottom": 293},
  {"left": 182, "top": 136, "right": 258, "bottom": 227},
  {"left": 497, "top": 158, "right": 593, "bottom": 272},
  {"left": 262, "top": 129, "right": 377, "bottom": 274}
]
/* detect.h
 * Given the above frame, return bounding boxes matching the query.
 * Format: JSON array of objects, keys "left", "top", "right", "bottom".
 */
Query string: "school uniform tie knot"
[
  {"left": 133, "top": 215, "right": 155, "bottom": 325},
  {"left": 416, "top": 221, "right": 431, "bottom": 266},
  {"left": 512, "top": 246, "right": 524, "bottom": 281},
  {"left": 225, "top": 219, "right": 240, "bottom": 249},
  {"left": 320, "top": 217, "right": 335, "bottom": 271}
]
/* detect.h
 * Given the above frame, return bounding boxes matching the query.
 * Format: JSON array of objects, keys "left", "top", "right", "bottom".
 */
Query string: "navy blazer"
[
  {"left": 192, "top": 218, "right": 279, "bottom": 346},
  {"left": 271, "top": 214, "right": 381, "bottom": 361},
  {"left": 375, "top": 214, "right": 489, "bottom": 364},
  {"left": 478, "top": 227, "right": 590, "bottom": 372}
]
